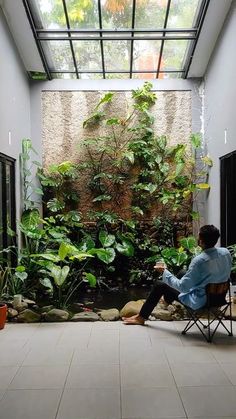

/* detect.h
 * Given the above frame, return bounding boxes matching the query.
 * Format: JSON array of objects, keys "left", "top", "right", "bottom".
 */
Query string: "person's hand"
[{"left": 154, "top": 262, "right": 166, "bottom": 274}]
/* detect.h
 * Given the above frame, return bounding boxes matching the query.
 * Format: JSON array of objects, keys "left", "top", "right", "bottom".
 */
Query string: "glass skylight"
[{"left": 23, "top": 0, "right": 209, "bottom": 79}]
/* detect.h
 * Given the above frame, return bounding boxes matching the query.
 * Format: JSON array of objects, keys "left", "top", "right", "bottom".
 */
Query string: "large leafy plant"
[{"left": 81, "top": 82, "right": 211, "bottom": 222}]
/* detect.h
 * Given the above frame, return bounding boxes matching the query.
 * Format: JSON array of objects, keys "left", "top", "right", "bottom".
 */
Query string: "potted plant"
[{"left": 0, "top": 265, "right": 8, "bottom": 329}]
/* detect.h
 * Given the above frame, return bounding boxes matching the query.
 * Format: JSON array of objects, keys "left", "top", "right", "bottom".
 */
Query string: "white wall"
[
  {"left": 204, "top": 1, "right": 236, "bottom": 227},
  {"left": 0, "top": 7, "right": 31, "bottom": 220}
]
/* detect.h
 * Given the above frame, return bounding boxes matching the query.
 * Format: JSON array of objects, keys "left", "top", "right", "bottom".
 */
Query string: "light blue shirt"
[{"left": 162, "top": 247, "right": 232, "bottom": 309}]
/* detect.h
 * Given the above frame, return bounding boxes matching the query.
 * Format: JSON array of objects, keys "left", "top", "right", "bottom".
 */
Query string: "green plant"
[
  {"left": 31, "top": 242, "right": 96, "bottom": 308},
  {"left": 6, "top": 266, "right": 28, "bottom": 297},
  {"left": 0, "top": 265, "right": 8, "bottom": 300},
  {"left": 227, "top": 244, "right": 236, "bottom": 274},
  {"left": 20, "top": 138, "right": 43, "bottom": 211},
  {"left": 81, "top": 83, "right": 212, "bottom": 223},
  {"left": 146, "top": 235, "right": 201, "bottom": 275},
  {"left": 38, "top": 160, "right": 80, "bottom": 215}
]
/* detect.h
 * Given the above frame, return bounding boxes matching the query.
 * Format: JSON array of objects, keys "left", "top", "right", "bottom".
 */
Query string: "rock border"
[{"left": 6, "top": 298, "right": 188, "bottom": 323}]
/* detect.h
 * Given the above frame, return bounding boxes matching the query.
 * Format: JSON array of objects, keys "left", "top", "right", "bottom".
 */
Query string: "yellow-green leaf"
[
  {"left": 201, "top": 155, "right": 213, "bottom": 167},
  {"left": 196, "top": 183, "right": 210, "bottom": 189}
]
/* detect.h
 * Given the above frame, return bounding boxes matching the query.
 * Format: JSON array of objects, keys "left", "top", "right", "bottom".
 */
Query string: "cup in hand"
[{"left": 154, "top": 261, "right": 166, "bottom": 270}]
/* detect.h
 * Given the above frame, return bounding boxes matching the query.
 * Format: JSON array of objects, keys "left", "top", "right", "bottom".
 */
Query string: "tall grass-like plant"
[{"left": 20, "top": 139, "right": 43, "bottom": 211}]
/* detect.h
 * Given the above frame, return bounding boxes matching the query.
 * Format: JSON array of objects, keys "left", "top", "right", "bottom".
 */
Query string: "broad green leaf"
[
  {"left": 95, "top": 92, "right": 114, "bottom": 109},
  {"left": 116, "top": 240, "right": 134, "bottom": 257},
  {"left": 16, "top": 266, "right": 26, "bottom": 273},
  {"left": 49, "top": 265, "right": 70, "bottom": 287},
  {"left": 58, "top": 242, "right": 69, "bottom": 261},
  {"left": 80, "top": 235, "right": 95, "bottom": 251},
  {"left": 21, "top": 209, "right": 41, "bottom": 229},
  {"left": 99, "top": 230, "right": 115, "bottom": 247},
  {"left": 84, "top": 272, "right": 96, "bottom": 287},
  {"left": 39, "top": 278, "right": 53, "bottom": 292},
  {"left": 69, "top": 252, "right": 94, "bottom": 261},
  {"left": 47, "top": 198, "right": 65, "bottom": 212},
  {"left": 94, "top": 248, "right": 116, "bottom": 264},
  {"left": 179, "top": 236, "right": 197, "bottom": 251},
  {"left": 31, "top": 253, "right": 60, "bottom": 262},
  {"left": 15, "top": 271, "right": 28, "bottom": 281}
]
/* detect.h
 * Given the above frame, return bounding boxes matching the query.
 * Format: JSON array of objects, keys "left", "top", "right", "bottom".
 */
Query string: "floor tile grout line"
[
  {"left": 164, "top": 346, "right": 188, "bottom": 419},
  {"left": 54, "top": 347, "right": 75, "bottom": 419},
  {"left": 118, "top": 326, "right": 122, "bottom": 419},
  {"left": 53, "top": 323, "right": 93, "bottom": 417}
]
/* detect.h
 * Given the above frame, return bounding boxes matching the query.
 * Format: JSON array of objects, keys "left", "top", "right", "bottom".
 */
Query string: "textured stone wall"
[{"left": 42, "top": 90, "right": 192, "bottom": 217}]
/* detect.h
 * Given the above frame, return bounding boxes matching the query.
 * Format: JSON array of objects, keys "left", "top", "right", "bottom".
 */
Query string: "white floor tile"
[
  {"left": 179, "top": 385, "right": 236, "bottom": 417},
  {"left": 72, "top": 346, "right": 119, "bottom": 365},
  {"left": 121, "top": 363, "right": 175, "bottom": 388},
  {"left": 0, "top": 367, "right": 19, "bottom": 389},
  {"left": 66, "top": 363, "right": 120, "bottom": 388},
  {"left": 171, "top": 362, "right": 231, "bottom": 386},
  {"left": 165, "top": 345, "right": 216, "bottom": 364},
  {"left": 120, "top": 345, "right": 168, "bottom": 365},
  {"left": 121, "top": 387, "right": 186, "bottom": 418},
  {"left": 220, "top": 362, "right": 236, "bottom": 385},
  {"left": 22, "top": 346, "right": 74, "bottom": 366},
  {"left": 9, "top": 365, "right": 69, "bottom": 389},
  {"left": 0, "top": 389, "right": 62, "bottom": 419},
  {"left": 57, "top": 388, "right": 120, "bottom": 419}
]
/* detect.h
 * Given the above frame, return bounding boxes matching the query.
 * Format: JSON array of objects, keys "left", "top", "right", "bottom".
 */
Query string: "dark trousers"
[{"left": 140, "top": 281, "right": 180, "bottom": 320}]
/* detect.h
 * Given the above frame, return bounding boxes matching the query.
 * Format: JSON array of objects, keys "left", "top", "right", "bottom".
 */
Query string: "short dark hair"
[{"left": 199, "top": 225, "right": 220, "bottom": 248}]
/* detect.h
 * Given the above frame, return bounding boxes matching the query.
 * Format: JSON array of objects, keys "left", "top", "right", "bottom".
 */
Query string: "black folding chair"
[{"left": 182, "top": 280, "right": 233, "bottom": 342}]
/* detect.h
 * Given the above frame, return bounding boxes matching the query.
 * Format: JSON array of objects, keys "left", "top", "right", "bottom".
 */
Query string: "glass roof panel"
[
  {"left": 132, "top": 72, "right": 157, "bottom": 79},
  {"left": 135, "top": 0, "right": 167, "bottom": 29},
  {"left": 161, "top": 72, "right": 183, "bottom": 79},
  {"left": 103, "top": 40, "right": 131, "bottom": 71},
  {"left": 101, "top": 0, "right": 133, "bottom": 29},
  {"left": 25, "top": 0, "right": 207, "bottom": 79},
  {"left": 167, "top": 0, "right": 201, "bottom": 28},
  {"left": 28, "top": 0, "right": 67, "bottom": 29},
  {"left": 66, "top": 0, "right": 100, "bottom": 29},
  {"left": 133, "top": 40, "right": 161, "bottom": 74},
  {"left": 161, "top": 39, "right": 190, "bottom": 71},
  {"left": 106, "top": 73, "right": 131, "bottom": 79},
  {"left": 73, "top": 40, "right": 102, "bottom": 70},
  {"left": 52, "top": 72, "right": 77, "bottom": 79},
  {"left": 40, "top": 40, "right": 75, "bottom": 71},
  {"left": 80, "top": 73, "right": 103, "bottom": 79}
]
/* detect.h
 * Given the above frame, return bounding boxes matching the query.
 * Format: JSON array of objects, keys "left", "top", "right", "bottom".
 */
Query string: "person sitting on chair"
[{"left": 123, "top": 225, "right": 232, "bottom": 325}]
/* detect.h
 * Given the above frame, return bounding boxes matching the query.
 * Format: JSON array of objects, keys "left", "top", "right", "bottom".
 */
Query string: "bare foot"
[
  {"left": 122, "top": 314, "right": 145, "bottom": 325},
  {"left": 121, "top": 314, "right": 138, "bottom": 321}
]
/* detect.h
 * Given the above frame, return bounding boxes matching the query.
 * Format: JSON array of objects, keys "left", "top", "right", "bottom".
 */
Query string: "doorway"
[
  {"left": 220, "top": 150, "right": 236, "bottom": 246},
  {"left": 0, "top": 153, "right": 16, "bottom": 264}
]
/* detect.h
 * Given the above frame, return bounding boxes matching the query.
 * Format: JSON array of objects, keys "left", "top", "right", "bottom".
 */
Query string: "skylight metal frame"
[{"left": 23, "top": 0, "right": 210, "bottom": 80}]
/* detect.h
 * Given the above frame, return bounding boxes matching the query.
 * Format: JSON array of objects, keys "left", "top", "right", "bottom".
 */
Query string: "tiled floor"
[{"left": 0, "top": 319, "right": 236, "bottom": 419}]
